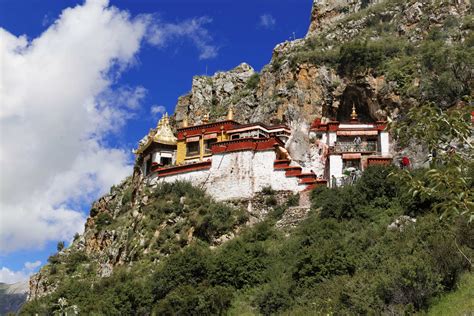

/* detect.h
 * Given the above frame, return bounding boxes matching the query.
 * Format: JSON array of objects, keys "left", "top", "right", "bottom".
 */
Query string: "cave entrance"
[{"left": 337, "top": 86, "right": 376, "bottom": 123}]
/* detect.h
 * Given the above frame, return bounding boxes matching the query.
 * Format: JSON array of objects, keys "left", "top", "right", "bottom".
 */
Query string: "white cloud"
[
  {"left": 24, "top": 260, "right": 42, "bottom": 271},
  {"left": 147, "top": 16, "right": 218, "bottom": 60},
  {"left": 0, "top": 0, "right": 148, "bottom": 253},
  {"left": 0, "top": 261, "right": 42, "bottom": 284},
  {"left": 0, "top": 267, "right": 30, "bottom": 284},
  {"left": 259, "top": 14, "right": 276, "bottom": 29},
  {"left": 150, "top": 104, "right": 166, "bottom": 117},
  {"left": 99, "top": 85, "right": 148, "bottom": 110},
  {"left": 0, "top": 0, "right": 219, "bottom": 255}
]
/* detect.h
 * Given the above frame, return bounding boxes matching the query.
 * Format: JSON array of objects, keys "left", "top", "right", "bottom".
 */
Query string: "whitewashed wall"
[{"left": 149, "top": 150, "right": 303, "bottom": 201}]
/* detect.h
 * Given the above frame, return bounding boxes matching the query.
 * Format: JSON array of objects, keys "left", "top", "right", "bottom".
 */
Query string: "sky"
[{"left": 0, "top": 0, "right": 312, "bottom": 283}]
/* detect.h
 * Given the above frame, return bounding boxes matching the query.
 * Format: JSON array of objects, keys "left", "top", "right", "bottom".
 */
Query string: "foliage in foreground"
[{"left": 22, "top": 165, "right": 473, "bottom": 315}]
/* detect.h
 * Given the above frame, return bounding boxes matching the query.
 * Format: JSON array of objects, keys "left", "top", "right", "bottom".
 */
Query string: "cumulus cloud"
[
  {"left": 0, "top": 0, "right": 219, "bottom": 254},
  {"left": 0, "top": 261, "right": 42, "bottom": 284},
  {"left": 0, "top": 0, "right": 148, "bottom": 252},
  {"left": 150, "top": 104, "right": 166, "bottom": 117},
  {"left": 259, "top": 14, "right": 276, "bottom": 29},
  {"left": 147, "top": 16, "right": 218, "bottom": 60}
]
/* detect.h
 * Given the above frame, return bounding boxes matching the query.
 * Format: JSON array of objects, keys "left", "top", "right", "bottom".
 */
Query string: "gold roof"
[
  {"left": 134, "top": 113, "right": 177, "bottom": 155},
  {"left": 153, "top": 113, "right": 177, "bottom": 145}
]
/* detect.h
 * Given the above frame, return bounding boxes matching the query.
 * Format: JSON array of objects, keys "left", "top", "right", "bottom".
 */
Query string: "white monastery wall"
[
  {"left": 150, "top": 150, "right": 303, "bottom": 201},
  {"left": 149, "top": 168, "right": 211, "bottom": 187},
  {"left": 329, "top": 155, "right": 343, "bottom": 180},
  {"left": 380, "top": 131, "right": 390, "bottom": 156},
  {"left": 328, "top": 132, "right": 337, "bottom": 146}
]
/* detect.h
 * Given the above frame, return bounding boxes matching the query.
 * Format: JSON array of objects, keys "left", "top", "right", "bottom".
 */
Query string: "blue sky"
[{"left": 0, "top": 0, "right": 312, "bottom": 283}]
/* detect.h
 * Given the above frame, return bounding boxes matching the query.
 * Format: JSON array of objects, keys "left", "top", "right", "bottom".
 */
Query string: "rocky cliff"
[
  {"left": 27, "top": 0, "right": 473, "bottom": 305},
  {"left": 173, "top": 0, "right": 471, "bottom": 163}
]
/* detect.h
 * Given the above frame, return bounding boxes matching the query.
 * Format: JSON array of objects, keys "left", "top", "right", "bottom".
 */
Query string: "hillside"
[
  {"left": 21, "top": 0, "right": 473, "bottom": 314},
  {"left": 21, "top": 166, "right": 473, "bottom": 314},
  {"left": 0, "top": 281, "right": 28, "bottom": 315}
]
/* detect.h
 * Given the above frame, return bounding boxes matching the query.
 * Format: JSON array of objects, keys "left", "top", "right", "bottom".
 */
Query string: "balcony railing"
[{"left": 332, "top": 141, "right": 377, "bottom": 153}]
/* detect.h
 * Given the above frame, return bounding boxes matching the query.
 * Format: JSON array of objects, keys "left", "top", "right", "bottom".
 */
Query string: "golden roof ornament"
[
  {"left": 182, "top": 115, "right": 188, "bottom": 128},
  {"left": 227, "top": 106, "right": 234, "bottom": 120},
  {"left": 153, "top": 113, "right": 177, "bottom": 145},
  {"left": 202, "top": 113, "right": 209, "bottom": 124},
  {"left": 351, "top": 103, "right": 358, "bottom": 121}
]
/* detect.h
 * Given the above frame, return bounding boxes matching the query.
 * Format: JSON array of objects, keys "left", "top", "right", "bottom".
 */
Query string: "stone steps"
[{"left": 273, "top": 159, "right": 327, "bottom": 192}]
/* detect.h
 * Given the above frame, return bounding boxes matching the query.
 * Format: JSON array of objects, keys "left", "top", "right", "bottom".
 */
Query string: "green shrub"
[
  {"left": 255, "top": 283, "right": 292, "bottom": 315},
  {"left": 265, "top": 196, "right": 278, "bottom": 207},
  {"left": 65, "top": 251, "right": 88, "bottom": 274},
  {"left": 210, "top": 239, "right": 269, "bottom": 289},
  {"left": 121, "top": 187, "right": 133, "bottom": 205},
  {"left": 261, "top": 186, "right": 275, "bottom": 195},
  {"left": 152, "top": 244, "right": 211, "bottom": 300},
  {"left": 153, "top": 285, "right": 233, "bottom": 316},
  {"left": 95, "top": 212, "right": 113, "bottom": 230},
  {"left": 246, "top": 73, "right": 260, "bottom": 90}
]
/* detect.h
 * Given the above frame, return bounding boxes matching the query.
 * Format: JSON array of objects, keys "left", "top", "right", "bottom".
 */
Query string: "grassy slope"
[{"left": 427, "top": 272, "right": 474, "bottom": 316}]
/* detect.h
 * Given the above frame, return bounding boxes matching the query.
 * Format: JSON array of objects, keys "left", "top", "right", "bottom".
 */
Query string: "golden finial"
[
  {"left": 227, "top": 106, "right": 234, "bottom": 120},
  {"left": 351, "top": 103, "right": 358, "bottom": 121},
  {"left": 202, "top": 113, "right": 209, "bottom": 123},
  {"left": 182, "top": 115, "right": 188, "bottom": 128}
]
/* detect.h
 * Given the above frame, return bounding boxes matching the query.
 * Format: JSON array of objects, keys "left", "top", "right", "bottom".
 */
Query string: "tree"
[
  {"left": 391, "top": 103, "right": 473, "bottom": 221},
  {"left": 57, "top": 241, "right": 65, "bottom": 252}
]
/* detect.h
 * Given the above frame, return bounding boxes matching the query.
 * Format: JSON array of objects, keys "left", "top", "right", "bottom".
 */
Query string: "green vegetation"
[
  {"left": 392, "top": 104, "right": 473, "bottom": 221},
  {"left": 428, "top": 272, "right": 474, "bottom": 315},
  {"left": 22, "top": 165, "right": 473, "bottom": 315},
  {"left": 246, "top": 73, "right": 260, "bottom": 90},
  {"left": 289, "top": 3, "right": 473, "bottom": 107}
]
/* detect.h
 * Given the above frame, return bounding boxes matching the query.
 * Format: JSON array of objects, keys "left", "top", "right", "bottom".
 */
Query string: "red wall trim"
[{"left": 153, "top": 160, "right": 212, "bottom": 177}]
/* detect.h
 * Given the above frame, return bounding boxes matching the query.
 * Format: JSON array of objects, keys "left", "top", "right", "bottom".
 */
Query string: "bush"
[
  {"left": 261, "top": 186, "right": 275, "bottom": 195},
  {"left": 194, "top": 204, "right": 236, "bottom": 242},
  {"left": 57, "top": 241, "right": 65, "bottom": 252},
  {"left": 153, "top": 285, "right": 233, "bottom": 316},
  {"left": 152, "top": 244, "right": 211, "bottom": 300},
  {"left": 255, "top": 283, "right": 292, "bottom": 315},
  {"left": 265, "top": 196, "right": 278, "bottom": 207},
  {"left": 121, "top": 188, "right": 133, "bottom": 205},
  {"left": 210, "top": 239, "right": 269, "bottom": 289},
  {"left": 65, "top": 251, "right": 88, "bottom": 274},
  {"left": 246, "top": 73, "right": 260, "bottom": 90},
  {"left": 95, "top": 212, "right": 113, "bottom": 230}
]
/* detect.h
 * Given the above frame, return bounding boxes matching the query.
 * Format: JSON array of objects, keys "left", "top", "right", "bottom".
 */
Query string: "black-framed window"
[
  {"left": 204, "top": 138, "right": 217, "bottom": 154},
  {"left": 186, "top": 141, "right": 200, "bottom": 157}
]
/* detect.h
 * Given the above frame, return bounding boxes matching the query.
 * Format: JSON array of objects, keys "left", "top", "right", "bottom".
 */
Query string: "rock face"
[
  {"left": 173, "top": 0, "right": 470, "bottom": 164},
  {"left": 307, "top": 0, "right": 384, "bottom": 37}
]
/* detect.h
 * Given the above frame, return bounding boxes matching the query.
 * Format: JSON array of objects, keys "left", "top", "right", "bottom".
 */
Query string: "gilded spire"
[
  {"left": 182, "top": 115, "right": 188, "bottom": 128},
  {"left": 202, "top": 113, "right": 209, "bottom": 124},
  {"left": 154, "top": 113, "right": 177, "bottom": 145},
  {"left": 351, "top": 103, "right": 358, "bottom": 121},
  {"left": 227, "top": 106, "right": 234, "bottom": 120}
]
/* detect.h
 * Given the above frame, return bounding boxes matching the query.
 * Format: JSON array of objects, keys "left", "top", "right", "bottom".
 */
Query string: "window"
[
  {"left": 186, "top": 142, "right": 200, "bottom": 157},
  {"left": 161, "top": 157, "right": 172, "bottom": 166},
  {"left": 204, "top": 138, "right": 217, "bottom": 154}
]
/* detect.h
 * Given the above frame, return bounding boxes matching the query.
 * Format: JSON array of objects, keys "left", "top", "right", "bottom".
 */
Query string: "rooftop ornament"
[
  {"left": 133, "top": 113, "right": 177, "bottom": 154},
  {"left": 202, "top": 113, "right": 210, "bottom": 124},
  {"left": 227, "top": 106, "right": 234, "bottom": 121},
  {"left": 350, "top": 103, "right": 359, "bottom": 122}
]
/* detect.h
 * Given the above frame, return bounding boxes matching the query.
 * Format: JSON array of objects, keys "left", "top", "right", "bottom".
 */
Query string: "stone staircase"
[
  {"left": 273, "top": 159, "right": 327, "bottom": 191},
  {"left": 275, "top": 190, "right": 312, "bottom": 229}
]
